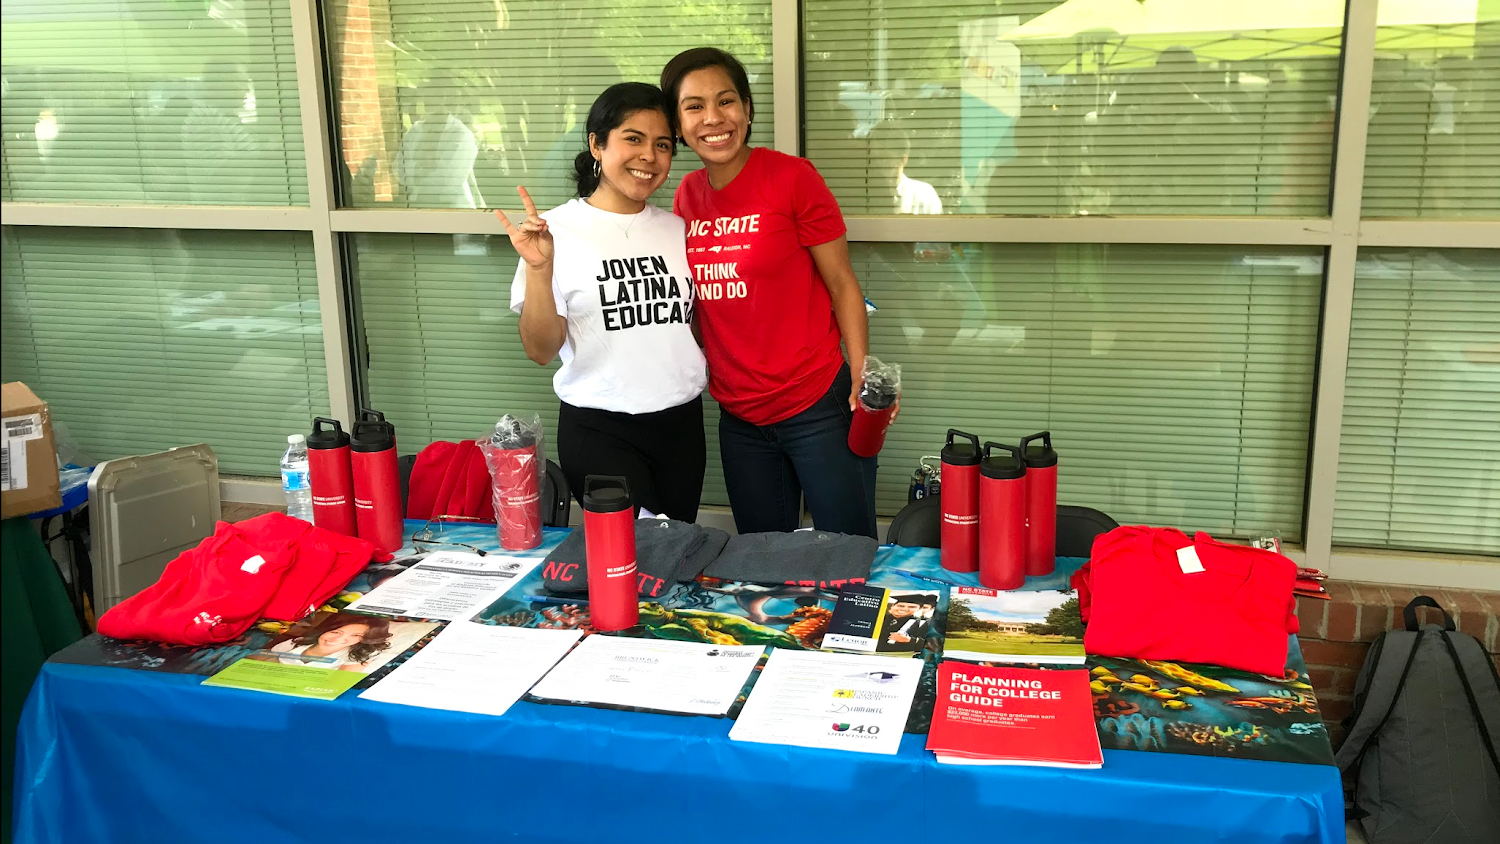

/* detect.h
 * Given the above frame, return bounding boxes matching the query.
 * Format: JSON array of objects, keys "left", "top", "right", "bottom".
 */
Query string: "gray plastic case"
[{"left": 89, "top": 444, "right": 221, "bottom": 613}]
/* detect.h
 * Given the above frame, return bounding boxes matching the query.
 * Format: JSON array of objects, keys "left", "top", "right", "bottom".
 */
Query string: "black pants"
[
  {"left": 556, "top": 396, "right": 706, "bottom": 523},
  {"left": 718, "top": 363, "right": 879, "bottom": 539}
]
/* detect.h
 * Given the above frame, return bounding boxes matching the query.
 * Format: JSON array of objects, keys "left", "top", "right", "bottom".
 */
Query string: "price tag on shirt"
[{"left": 1176, "top": 545, "right": 1206, "bottom": 574}]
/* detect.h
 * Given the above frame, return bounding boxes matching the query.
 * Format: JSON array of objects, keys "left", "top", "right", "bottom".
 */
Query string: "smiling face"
[
  {"left": 888, "top": 601, "right": 922, "bottom": 619},
  {"left": 675, "top": 66, "right": 752, "bottom": 169},
  {"left": 315, "top": 623, "right": 369, "bottom": 652},
  {"left": 589, "top": 108, "right": 674, "bottom": 211}
]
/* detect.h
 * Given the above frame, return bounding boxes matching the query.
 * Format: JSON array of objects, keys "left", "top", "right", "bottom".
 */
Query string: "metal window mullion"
[
  {"left": 1303, "top": 0, "right": 1379, "bottom": 567},
  {"left": 772, "top": 0, "right": 800, "bottom": 155},
  {"left": 1357, "top": 220, "right": 1500, "bottom": 249},
  {"left": 326, "top": 207, "right": 1339, "bottom": 246},
  {"left": 0, "top": 203, "right": 319, "bottom": 231},
  {"left": 291, "top": 0, "right": 356, "bottom": 426},
  {"left": 848, "top": 216, "right": 1335, "bottom": 245}
]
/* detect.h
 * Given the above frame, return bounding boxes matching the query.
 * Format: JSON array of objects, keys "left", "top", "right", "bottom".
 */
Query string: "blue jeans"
[{"left": 717, "top": 363, "right": 879, "bottom": 538}]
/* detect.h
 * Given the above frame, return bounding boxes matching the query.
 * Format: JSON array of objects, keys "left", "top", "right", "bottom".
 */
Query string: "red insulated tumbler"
[
  {"left": 1021, "top": 431, "right": 1058, "bottom": 577},
  {"left": 484, "top": 418, "right": 542, "bottom": 551},
  {"left": 583, "top": 475, "right": 639, "bottom": 631},
  {"left": 939, "top": 429, "right": 982, "bottom": 573},
  {"left": 307, "top": 417, "right": 356, "bottom": 536},
  {"left": 351, "top": 409, "right": 403, "bottom": 554},
  {"left": 847, "top": 379, "right": 899, "bottom": 458},
  {"left": 979, "top": 442, "right": 1028, "bottom": 590}
]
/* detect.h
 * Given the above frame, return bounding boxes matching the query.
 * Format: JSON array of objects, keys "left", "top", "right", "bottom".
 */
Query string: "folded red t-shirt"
[
  {"left": 252, "top": 512, "right": 387, "bottom": 621},
  {"left": 98, "top": 512, "right": 391, "bottom": 641},
  {"left": 97, "top": 520, "right": 298, "bottom": 646},
  {"left": 1072, "top": 526, "right": 1298, "bottom": 676}
]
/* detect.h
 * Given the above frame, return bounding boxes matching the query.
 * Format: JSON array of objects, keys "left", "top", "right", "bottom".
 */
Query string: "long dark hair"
[
  {"left": 292, "top": 613, "right": 392, "bottom": 664},
  {"left": 659, "top": 48, "right": 754, "bottom": 139},
  {"left": 573, "top": 82, "right": 673, "bottom": 197}
]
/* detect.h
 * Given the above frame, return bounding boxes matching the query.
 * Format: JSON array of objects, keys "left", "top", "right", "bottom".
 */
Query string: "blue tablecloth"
[{"left": 13, "top": 527, "right": 1345, "bottom": 844}]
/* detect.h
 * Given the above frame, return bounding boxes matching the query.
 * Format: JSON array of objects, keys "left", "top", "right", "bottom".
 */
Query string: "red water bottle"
[
  {"left": 583, "top": 475, "right": 638, "bottom": 631},
  {"left": 306, "top": 417, "right": 356, "bottom": 536},
  {"left": 481, "top": 417, "right": 543, "bottom": 550},
  {"left": 979, "top": 442, "right": 1027, "bottom": 590},
  {"left": 847, "top": 357, "right": 899, "bottom": 458},
  {"left": 939, "top": 429, "right": 981, "bottom": 573},
  {"left": 351, "top": 408, "right": 402, "bottom": 554},
  {"left": 1021, "top": 431, "right": 1058, "bottom": 576}
]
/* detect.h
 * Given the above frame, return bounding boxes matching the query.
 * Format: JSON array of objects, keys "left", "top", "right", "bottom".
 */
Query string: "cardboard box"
[{"left": 2, "top": 382, "right": 62, "bottom": 518}]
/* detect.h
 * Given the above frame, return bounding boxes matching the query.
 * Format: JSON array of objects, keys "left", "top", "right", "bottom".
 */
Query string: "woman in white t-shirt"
[{"left": 499, "top": 82, "right": 707, "bottom": 521}]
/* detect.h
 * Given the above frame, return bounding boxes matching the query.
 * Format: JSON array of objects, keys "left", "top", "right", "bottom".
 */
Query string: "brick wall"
[
  {"left": 1299, "top": 582, "right": 1499, "bottom": 749},
  {"left": 335, "top": 0, "right": 397, "bottom": 201}
]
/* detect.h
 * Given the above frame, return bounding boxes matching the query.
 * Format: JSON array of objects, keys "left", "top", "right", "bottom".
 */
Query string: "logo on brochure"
[
  {"left": 829, "top": 703, "right": 884, "bottom": 715},
  {"left": 831, "top": 722, "right": 850, "bottom": 732},
  {"left": 849, "top": 670, "right": 904, "bottom": 684},
  {"left": 833, "top": 689, "right": 856, "bottom": 698}
]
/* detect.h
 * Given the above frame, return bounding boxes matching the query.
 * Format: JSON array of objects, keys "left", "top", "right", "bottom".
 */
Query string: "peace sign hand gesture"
[{"left": 495, "top": 186, "right": 553, "bottom": 267}]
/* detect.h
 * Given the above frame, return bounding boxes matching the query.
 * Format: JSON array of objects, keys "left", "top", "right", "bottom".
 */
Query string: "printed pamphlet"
[
  {"left": 821, "top": 584, "right": 938, "bottom": 654},
  {"left": 927, "top": 661, "right": 1101, "bottom": 768},
  {"left": 942, "top": 587, "right": 1084, "bottom": 664}
]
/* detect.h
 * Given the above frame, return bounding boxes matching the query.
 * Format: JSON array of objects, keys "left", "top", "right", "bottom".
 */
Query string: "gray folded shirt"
[
  {"left": 702, "top": 531, "right": 876, "bottom": 588},
  {"left": 541, "top": 518, "right": 729, "bottom": 598}
]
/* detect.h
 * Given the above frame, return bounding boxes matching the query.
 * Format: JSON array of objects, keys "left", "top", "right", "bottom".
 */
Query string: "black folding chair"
[
  {"left": 886, "top": 495, "right": 942, "bottom": 547},
  {"left": 1055, "top": 505, "right": 1119, "bottom": 558},
  {"left": 886, "top": 498, "right": 1118, "bottom": 557},
  {"left": 541, "top": 459, "right": 571, "bottom": 527}
]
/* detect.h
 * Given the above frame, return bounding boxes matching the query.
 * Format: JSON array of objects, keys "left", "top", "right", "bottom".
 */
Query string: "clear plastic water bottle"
[{"left": 281, "top": 434, "right": 313, "bottom": 521}]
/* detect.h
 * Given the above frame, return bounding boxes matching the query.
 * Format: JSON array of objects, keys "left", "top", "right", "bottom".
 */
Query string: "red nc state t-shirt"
[
  {"left": 673, "top": 147, "right": 848, "bottom": 425},
  {"left": 1072, "top": 526, "right": 1299, "bottom": 676}
]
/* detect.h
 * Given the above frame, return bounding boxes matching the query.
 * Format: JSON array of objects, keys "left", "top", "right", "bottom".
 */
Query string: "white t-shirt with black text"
[{"left": 510, "top": 199, "right": 706, "bottom": 414}]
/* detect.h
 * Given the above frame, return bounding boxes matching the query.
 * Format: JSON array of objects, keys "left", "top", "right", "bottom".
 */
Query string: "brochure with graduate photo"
[{"left": 821, "top": 584, "right": 939, "bottom": 655}]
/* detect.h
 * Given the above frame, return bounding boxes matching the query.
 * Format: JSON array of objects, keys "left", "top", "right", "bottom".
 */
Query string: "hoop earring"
[{"left": 593, "top": 160, "right": 601, "bottom": 178}]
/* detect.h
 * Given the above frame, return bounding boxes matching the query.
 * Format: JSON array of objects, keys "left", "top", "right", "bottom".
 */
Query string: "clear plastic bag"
[
  {"left": 477, "top": 413, "right": 547, "bottom": 550},
  {"left": 857, "top": 355, "right": 901, "bottom": 412}
]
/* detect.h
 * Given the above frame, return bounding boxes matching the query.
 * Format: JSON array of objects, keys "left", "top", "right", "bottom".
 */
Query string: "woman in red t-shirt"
[{"left": 661, "top": 47, "right": 882, "bottom": 539}]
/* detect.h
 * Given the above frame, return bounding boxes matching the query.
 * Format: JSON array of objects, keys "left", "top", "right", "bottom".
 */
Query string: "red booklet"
[{"left": 926, "top": 662, "right": 1102, "bottom": 768}]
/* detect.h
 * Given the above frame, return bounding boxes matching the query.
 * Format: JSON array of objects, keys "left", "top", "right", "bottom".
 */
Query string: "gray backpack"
[{"left": 1335, "top": 596, "right": 1500, "bottom": 843}]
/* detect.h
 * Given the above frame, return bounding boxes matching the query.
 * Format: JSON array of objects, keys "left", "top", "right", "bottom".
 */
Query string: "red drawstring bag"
[{"left": 405, "top": 440, "right": 495, "bottom": 523}]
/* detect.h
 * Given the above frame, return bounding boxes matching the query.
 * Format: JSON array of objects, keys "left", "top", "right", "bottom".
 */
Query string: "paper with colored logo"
[{"left": 730, "top": 649, "right": 921, "bottom": 755}]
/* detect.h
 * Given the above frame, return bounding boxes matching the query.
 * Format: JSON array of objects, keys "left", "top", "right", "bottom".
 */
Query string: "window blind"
[
  {"left": 0, "top": 0, "right": 306, "bottom": 206},
  {"left": 1333, "top": 248, "right": 1500, "bottom": 555},
  {"left": 352, "top": 232, "right": 731, "bottom": 506},
  {"left": 0, "top": 226, "right": 329, "bottom": 475},
  {"left": 1362, "top": 11, "right": 1500, "bottom": 218},
  {"left": 326, "top": 0, "right": 773, "bottom": 211},
  {"left": 804, "top": 0, "right": 1340, "bottom": 216},
  {"left": 857, "top": 242, "right": 1322, "bottom": 535}
]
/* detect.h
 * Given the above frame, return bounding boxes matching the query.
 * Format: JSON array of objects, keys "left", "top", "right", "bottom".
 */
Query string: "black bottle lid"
[
  {"left": 583, "top": 475, "right": 632, "bottom": 513},
  {"left": 981, "top": 442, "right": 1026, "bottom": 480},
  {"left": 306, "top": 417, "right": 349, "bottom": 450},
  {"left": 941, "top": 429, "right": 981, "bottom": 466},
  {"left": 491, "top": 416, "right": 537, "bottom": 450},
  {"left": 351, "top": 408, "right": 395, "bottom": 453},
  {"left": 1021, "top": 431, "right": 1057, "bottom": 468}
]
